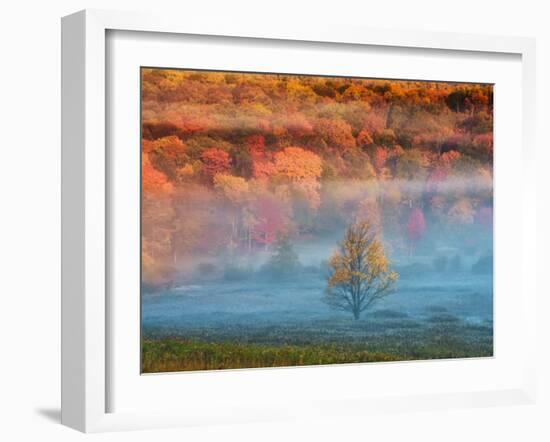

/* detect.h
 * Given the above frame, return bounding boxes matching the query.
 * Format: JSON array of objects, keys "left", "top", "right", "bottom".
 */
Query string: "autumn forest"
[{"left": 141, "top": 68, "right": 494, "bottom": 372}]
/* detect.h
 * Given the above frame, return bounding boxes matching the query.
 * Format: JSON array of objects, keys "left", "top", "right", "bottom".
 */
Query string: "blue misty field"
[{"left": 141, "top": 247, "right": 493, "bottom": 372}]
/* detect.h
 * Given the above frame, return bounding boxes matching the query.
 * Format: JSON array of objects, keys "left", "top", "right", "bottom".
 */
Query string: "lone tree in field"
[{"left": 325, "top": 222, "right": 398, "bottom": 320}]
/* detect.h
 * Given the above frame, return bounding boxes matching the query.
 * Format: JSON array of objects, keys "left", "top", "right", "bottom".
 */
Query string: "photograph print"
[{"left": 140, "top": 68, "right": 493, "bottom": 373}]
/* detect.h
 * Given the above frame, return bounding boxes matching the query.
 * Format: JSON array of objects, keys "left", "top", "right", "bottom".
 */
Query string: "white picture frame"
[{"left": 61, "top": 9, "right": 538, "bottom": 433}]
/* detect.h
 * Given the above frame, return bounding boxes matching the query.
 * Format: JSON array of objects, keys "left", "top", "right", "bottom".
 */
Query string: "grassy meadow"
[{"left": 142, "top": 307, "right": 493, "bottom": 373}]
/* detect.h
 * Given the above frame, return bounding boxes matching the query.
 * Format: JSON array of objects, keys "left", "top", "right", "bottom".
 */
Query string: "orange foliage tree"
[
  {"left": 273, "top": 147, "right": 322, "bottom": 182},
  {"left": 200, "top": 148, "right": 231, "bottom": 181},
  {"left": 274, "top": 147, "right": 323, "bottom": 211},
  {"left": 315, "top": 118, "right": 356, "bottom": 150}
]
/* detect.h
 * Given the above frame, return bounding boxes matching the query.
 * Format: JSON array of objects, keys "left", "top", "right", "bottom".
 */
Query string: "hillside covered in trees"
[{"left": 141, "top": 68, "right": 493, "bottom": 288}]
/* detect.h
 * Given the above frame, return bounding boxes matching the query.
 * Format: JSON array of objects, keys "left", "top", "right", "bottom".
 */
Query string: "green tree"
[
  {"left": 263, "top": 234, "right": 301, "bottom": 278},
  {"left": 325, "top": 222, "right": 398, "bottom": 320}
]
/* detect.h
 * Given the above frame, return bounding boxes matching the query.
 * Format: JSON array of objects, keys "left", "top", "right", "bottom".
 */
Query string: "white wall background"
[{"left": 0, "top": 1, "right": 547, "bottom": 440}]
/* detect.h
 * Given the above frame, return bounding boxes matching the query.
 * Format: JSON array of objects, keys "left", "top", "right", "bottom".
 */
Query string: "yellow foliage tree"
[
  {"left": 325, "top": 222, "right": 398, "bottom": 320},
  {"left": 213, "top": 173, "right": 250, "bottom": 205},
  {"left": 274, "top": 147, "right": 323, "bottom": 211}
]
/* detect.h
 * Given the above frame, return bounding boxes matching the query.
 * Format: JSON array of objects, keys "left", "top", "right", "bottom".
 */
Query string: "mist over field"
[{"left": 140, "top": 69, "right": 493, "bottom": 372}]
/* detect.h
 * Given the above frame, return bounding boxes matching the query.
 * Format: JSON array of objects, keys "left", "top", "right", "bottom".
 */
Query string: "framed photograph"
[{"left": 61, "top": 9, "right": 537, "bottom": 432}]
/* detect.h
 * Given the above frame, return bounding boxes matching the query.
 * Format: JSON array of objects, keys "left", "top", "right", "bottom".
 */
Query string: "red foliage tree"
[
  {"left": 174, "top": 115, "right": 211, "bottom": 136},
  {"left": 405, "top": 208, "right": 426, "bottom": 255},
  {"left": 200, "top": 148, "right": 231, "bottom": 181},
  {"left": 250, "top": 196, "right": 286, "bottom": 249},
  {"left": 252, "top": 158, "right": 277, "bottom": 179},
  {"left": 245, "top": 134, "right": 265, "bottom": 157}
]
